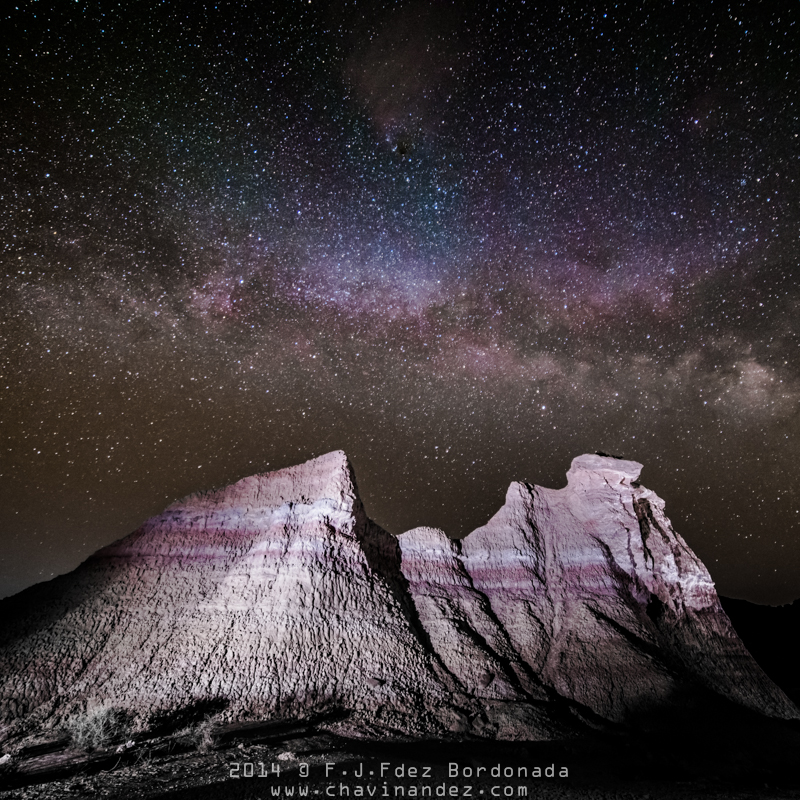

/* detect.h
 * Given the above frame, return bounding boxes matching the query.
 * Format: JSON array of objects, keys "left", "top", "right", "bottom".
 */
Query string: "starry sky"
[{"left": 1, "top": 0, "right": 798, "bottom": 604}]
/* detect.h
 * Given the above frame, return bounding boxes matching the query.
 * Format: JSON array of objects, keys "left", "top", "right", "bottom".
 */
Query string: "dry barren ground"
[{"left": 2, "top": 730, "right": 799, "bottom": 800}]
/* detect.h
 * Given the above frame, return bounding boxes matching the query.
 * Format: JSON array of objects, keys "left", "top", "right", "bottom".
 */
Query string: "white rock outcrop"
[
  {"left": 0, "top": 451, "right": 795, "bottom": 743},
  {"left": 402, "top": 454, "right": 796, "bottom": 723}
]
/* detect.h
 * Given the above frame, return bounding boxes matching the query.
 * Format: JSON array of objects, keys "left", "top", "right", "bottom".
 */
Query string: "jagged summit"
[
  {"left": 449, "top": 457, "right": 798, "bottom": 723},
  {"left": 93, "top": 450, "right": 366, "bottom": 562},
  {"left": 1, "top": 450, "right": 464, "bottom": 741},
  {"left": 0, "top": 452, "right": 796, "bottom": 749},
  {"left": 566, "top": 452, "right": 643, "bottom": 484},
  {"left": 163, "top": 449, "right": 358, "bottom": 514}
]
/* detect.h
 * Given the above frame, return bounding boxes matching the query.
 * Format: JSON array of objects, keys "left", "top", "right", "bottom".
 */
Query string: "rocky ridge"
[
  {"left": 401, "top": 454, "right": 795, "bottom": 723},
  {"left": 0, "top": 451, "right": 796, "bottom": 748}
]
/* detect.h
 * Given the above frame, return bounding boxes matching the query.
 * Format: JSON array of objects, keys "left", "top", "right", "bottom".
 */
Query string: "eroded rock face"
[
  {"left": 0, "top": 451, "right": 795, "bottom": 745},
  {"left": 0, "top": 452, "right": 474, "bottom": 739},
  {"left": 435, "top": 454, "right": 798, "bottom": 722}
]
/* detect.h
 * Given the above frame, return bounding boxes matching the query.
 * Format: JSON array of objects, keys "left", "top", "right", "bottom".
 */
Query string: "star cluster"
[{"left": 2, "top": 0, "right": 799, "bottom": 602}]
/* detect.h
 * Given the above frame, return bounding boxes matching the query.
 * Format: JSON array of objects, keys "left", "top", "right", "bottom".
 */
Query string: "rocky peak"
[
  {"left": 452, "top": 456, "right": 798, "bottom": 723},
  {"left": 0, "top": 451, "right": 796, "bottom": 749},
  {"left": 94, "top": 450, "right": 365, "bottom": 563},
  {"left": 165, "top": 449, "right": 359, "bottom": 514},
  {"left": 565, "top": 452, "right": 643, "bottom": 489}
]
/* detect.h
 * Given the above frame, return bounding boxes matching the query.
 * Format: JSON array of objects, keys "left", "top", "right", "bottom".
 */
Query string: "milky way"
[{"left": 2, "top": 1, "right": 799, "bottom": 602}]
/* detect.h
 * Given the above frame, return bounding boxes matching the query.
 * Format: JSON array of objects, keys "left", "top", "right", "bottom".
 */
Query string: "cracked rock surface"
[
  {"left": 402, "top": 454, "right": 797, "bottom": 724},
  {"left": 0, "top": 451, "right": 795, "bottom": 749}
]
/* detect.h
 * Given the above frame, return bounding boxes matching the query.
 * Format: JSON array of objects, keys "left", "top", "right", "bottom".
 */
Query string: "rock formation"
[
  {"left": 401, "top": 454, "right": 797, "bottom": 724},
  {"left": 0, "top": 451, "right": 796, "bottom": 746},
  {"left": 0, "top": 452, "right": 474, "bottom": 740}
]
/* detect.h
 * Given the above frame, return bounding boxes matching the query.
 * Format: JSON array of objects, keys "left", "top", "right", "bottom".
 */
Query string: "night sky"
[{"left": 2, "top": 1, "right": 798, "bottom": 604}]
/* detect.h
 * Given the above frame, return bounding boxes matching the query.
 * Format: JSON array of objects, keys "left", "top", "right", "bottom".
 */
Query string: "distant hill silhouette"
[{"left": 720, "top": 596, "right": 800, "bottom": 706}]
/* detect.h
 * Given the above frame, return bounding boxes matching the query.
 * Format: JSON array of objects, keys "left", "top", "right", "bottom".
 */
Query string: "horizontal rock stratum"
[{"left": 0, "top": 451, "right": 796, "bottom": 743}]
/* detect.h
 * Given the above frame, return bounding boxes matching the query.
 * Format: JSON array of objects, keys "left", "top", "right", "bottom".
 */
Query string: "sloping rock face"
[
  {"left": 0, "top": 452, "right": 490, "bottom": 739},
  {"left": 400, "top": 454, "right": 797, "bottom": 723},
  {"left": 396, "top": 527, "right": 571, "bottom": 738},
  {"left": 0, "top": 451, "right": 795, "bottom": 746}
]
